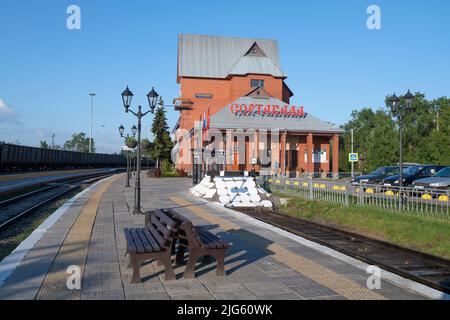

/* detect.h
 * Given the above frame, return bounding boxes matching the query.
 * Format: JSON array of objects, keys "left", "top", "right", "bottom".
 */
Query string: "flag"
[
  {"left": 198, "top": 114, "right": 202, "bottom": 148},
  {"left": 206, "top": 107, "right": 211, "bottom": 132},
  {"left": 202, "top": 111, "right": 207, "bottom": 141}
]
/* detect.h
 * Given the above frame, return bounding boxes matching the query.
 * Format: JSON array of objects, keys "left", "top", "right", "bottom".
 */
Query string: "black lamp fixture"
[
  {"left": 404, "top": 89, "right": 414, "bottom": 109},
  {"left": 131, "top": 125, "right": 137, "bottom": 137},
  {"left": 118, "top": 124, "right": 125, "bottom": 138},
  {"left": 388, "top": 93, "right": 400, "bottom": 115},
  {"left": 121, "top": 86, "right": 134, "bottom": 113},
  {"left": 147, "top": 87, "right": 159, "bottom": 113}
]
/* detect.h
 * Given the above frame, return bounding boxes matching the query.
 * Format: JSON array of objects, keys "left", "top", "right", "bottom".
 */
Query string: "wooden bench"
[
  {"left": 124, "top": 209, "right": 177, "bottom": 283},
  {"left": 146, "top": 208, "right": 230, "bottom": 279}
]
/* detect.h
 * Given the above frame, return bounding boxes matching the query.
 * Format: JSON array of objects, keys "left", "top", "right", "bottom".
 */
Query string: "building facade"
[{"left": 173, "top": 34, "right": 344, "bottom": 177}]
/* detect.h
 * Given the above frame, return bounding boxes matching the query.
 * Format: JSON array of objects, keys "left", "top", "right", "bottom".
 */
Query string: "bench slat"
[
  {"left": 197, "top": 226, "right": 227, "bottom": 249},
  {"left": 130, "top": 229, "right": 146, "bottom": 253},
  {"left": 156, "top": 209, "right": 176, "bottom": 230},
  {"left": 151, "top": 214, "right": 172, "bottom": 239},
  {"left": 147, "top": 223, "right": 166, "bottom": 247},
  {"left": 142, "top": 227, "right": 161, "bottom": 252},
  {"left": 196, "top": 227, "right": 217, "bottom": 248},
  {"left": 124, "top": 228, "right": 138, "bottom": 253},
  {"left": 136, "top": 228, "right": 154, "bottom": 253}
]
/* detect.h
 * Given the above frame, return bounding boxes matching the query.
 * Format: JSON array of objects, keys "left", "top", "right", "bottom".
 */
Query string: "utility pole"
[
  {"left": 89, "top": 93, "right": 96, "bottom": 153},
  {"left": 351, "top": 128, "right": 354, "bottom": 179},
  {"left": 100, "top": 125, "right": 106, "bottom": 153},
  {"left": 51, "top": 133, "right": 55, "bottom": 149}
]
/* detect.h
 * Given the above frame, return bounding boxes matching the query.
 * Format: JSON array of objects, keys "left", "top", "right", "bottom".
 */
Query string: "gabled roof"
[
  {"left": 210, "top": 96, "right": 344, "bottom": 133},
  {"left": 228, "top": 55, "right": 286, "bottom": 78},
  {"left": 178, "top": 34, "right": 286, "bottom": 80}
]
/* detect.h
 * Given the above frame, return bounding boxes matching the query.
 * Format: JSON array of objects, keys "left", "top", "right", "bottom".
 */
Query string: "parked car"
[
  {"left": 352, "top": 166, "right": 404, "bottom": 185},
  {"left": 382, "top": 165, "right": 446, "bottom": 187},
  {"left": 412, "top": 167, "right": 450, "bottom": 190}
]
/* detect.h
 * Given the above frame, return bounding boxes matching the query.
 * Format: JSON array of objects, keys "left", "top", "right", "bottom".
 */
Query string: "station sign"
[
  {"left": 230, "top": 103, "right": 305, "bottom": 117},
  {"left": 195, "top": 93, "right": 213, "bottom": 99},
  {"left": 349, "top": 153, "right": 359, "bottom": 162}
]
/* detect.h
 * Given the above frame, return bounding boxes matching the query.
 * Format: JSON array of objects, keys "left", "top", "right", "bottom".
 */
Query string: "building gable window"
[
  {"left": 245, "top": 43, "right": 266, "bottom": 57},
  {"left": 251, "top": 79, "right": 264, "bottom": 88}
]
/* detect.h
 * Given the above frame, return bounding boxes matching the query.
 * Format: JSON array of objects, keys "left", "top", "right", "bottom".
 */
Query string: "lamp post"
[
  {"left": 121, "top": 86, "right": 159, "bottom": 214},
  {"left": 119, "top": 124, "right": 136, "bottom": 188},
  {"left": 388, "top": 90, "right": 414, "bottom": 209},
  {"left": 89, "top": 93, "right": 96, "bottom": 153}
]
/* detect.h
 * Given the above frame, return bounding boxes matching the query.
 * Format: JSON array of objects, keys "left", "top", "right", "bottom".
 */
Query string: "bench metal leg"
[
  {"left": 130, "top": 255, "right": 144, "bottom": 284},
  {"left": 160, "top": 253, "right": 176, "bottom": 281},
  {"left": 184, "top": 251, "right": 199, "bottom": 279},
  {"left": 215, "top": 251, "right": 226, "bottom": 276}
]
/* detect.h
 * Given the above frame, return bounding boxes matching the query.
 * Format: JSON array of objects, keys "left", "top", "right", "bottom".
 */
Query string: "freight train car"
[{"left": 0, "top": 143, "right": 129, "bottom": 171}]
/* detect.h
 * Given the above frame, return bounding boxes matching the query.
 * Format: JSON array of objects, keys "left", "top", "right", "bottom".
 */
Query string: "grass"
[{"left": 274, "top": 192, "right": 450, "bottom": 259}]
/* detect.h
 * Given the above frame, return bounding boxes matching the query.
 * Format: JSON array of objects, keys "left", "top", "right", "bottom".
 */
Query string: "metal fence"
[
  {"left": 262, "top": 176, "right": 450, "bottom": 219},
  {"left": 259, "top": 171, "right": 361, "bottom": 181}
]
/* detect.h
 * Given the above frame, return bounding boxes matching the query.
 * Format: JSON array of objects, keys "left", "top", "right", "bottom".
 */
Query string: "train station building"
[{"left": 172, "top": 34, "right": 344, "bottom": 176}]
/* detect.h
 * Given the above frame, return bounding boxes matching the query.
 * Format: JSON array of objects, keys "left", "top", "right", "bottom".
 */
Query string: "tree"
[
  {"left": 340, "top": 108, "right": 398, "bottom": 173},
  {"left": 150, "top": 97, "right": 173, "bottom": 170},
  {"left": 340, "top": 93, "right": 450, "bottom": 173},
  {"left": 64, "top": 132, "right": 94, "bottom": 153},
  {"left": 40, "top": 140, "right": 50, "bottom": 149}
]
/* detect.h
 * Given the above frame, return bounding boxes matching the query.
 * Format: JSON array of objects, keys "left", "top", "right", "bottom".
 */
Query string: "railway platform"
[{"left": 0, "top": 175, "right": 443, "bottom": 300}]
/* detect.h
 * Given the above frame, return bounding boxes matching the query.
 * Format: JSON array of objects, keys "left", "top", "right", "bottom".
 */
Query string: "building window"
[{"left": 251, "top": 79, "right": 264, "bottom": 88}]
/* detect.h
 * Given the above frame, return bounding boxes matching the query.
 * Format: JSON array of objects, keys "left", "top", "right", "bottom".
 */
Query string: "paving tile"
[{"left": 0, "top": 175, "right": 430, "bottom": 300}]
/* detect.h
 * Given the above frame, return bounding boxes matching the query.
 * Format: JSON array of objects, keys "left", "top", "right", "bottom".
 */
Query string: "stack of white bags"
[{"left": 190, "top": 175, "right": 273, "bottom": 208}]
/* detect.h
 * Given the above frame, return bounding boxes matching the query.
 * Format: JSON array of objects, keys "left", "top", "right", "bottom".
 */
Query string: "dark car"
[
  {"left": 382, "top": 165, "right": 446, "bottom": 187},
  {"left": 352, "top": 166, "right": 404, "bottom": 185},
  {"left": 412, "top": 167, "right": 450, "bottom": 190}
]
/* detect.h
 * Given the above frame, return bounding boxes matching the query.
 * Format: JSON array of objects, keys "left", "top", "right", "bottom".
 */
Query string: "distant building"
[{"left": 172, "top": 34, "right": 343, "bottom": 176}]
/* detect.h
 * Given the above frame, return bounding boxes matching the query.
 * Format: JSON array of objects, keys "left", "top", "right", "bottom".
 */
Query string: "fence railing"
[
  {"left": 261, "top": 176, "right": 450, "bottom": 219},
  {"left": 259, "top": 171, "right": 361, "bottom": 180}
]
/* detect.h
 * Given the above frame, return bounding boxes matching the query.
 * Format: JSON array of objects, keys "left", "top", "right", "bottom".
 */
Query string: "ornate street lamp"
[
  {"left": 388, "top": 90, "right": 414, "bottom": 209},
  {"left": 121, "top": 86, "right": 158, "bottom": 214}
]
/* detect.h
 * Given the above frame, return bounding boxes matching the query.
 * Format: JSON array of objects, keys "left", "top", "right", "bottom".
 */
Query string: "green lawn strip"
[{"left": 274, "top": 192, "right": 450, "bottom": 259}]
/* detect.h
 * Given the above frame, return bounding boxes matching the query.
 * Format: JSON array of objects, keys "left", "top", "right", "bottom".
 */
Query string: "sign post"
[
  {"left": 349, "top": 129, "right": 358, "bottom": 179},
  {"left": 351, "top": 129, "right": 354, "bottom": 178}
]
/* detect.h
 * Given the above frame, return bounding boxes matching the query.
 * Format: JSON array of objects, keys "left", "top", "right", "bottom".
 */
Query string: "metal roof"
[
  {"left": 228, "top": 55, "right": 286, "bottom": 77},
  {"left": 178, "top": 34, "right": 286, "bottom": 79},
  {"left": 210, "top": 97, "right": 344, "bottom": 133}
]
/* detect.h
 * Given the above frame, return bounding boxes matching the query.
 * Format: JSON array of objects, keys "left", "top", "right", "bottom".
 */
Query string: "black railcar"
[{"left": 0, "top": 143, "right": 127, "bottom": 171}]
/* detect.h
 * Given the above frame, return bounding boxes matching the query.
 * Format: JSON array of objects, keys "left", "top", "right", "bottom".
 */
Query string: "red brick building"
[{"left": 173, "top": 34, "right": 343, "bottom": 177}]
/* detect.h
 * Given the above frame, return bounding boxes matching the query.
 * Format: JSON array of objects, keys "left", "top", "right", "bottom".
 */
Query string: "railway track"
[
  {"left": 237, "top": 208, "right": 450, "bottom": 295},
  {"left": 0, "top": 171, "right": 117, "bottom": 230}
]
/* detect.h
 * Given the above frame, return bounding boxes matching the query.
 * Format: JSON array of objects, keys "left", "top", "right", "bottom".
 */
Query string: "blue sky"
[{"left": 1, "top": 0, "right": 449, "bottom": 153}]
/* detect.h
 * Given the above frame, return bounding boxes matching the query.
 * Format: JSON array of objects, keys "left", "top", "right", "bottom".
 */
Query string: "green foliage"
[
  {"left": 64, "top": 132, "right": 94, "bottom": 153},
  {"left": 340, "top": 93, "right": 450, "bottom": 173},
  {"left": 150, "top": 97, "right": 174, "bottom": 169},
  {"left": 141, "top": 138, "right": 152, "bottom": 150},
  {"left": 125, "top": 136, "right": 137, "bottom": 144},
  {"left": 40, "top": 140, "right": 50, "bottom": 149}
]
